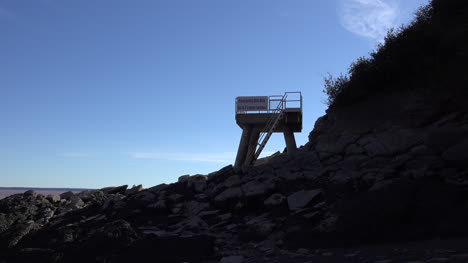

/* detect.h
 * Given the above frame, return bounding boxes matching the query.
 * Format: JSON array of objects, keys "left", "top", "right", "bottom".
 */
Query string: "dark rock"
[
  {"left": 264, "top": 193, "right": 286, "bottom": 207},
  {"left": 442, "top": 139, "right": 468, "bottom": 165},
  {"left": 46, "top": 194, "right": 61, "bottom": 203},
  {"left": 147, "top": 200, "right": 167, "bottom": 211},
  {"left": 125, "top": 185, "right": 143, "bottom": 196},
  {"left": 23, "top": 190, "right": 37, "bottom": 198},
  {"left": 241, "top": 180, "right": 275, "bottom": 198},
  {"left": 36, "top": 208, "right": 54, "bottom": 225},
  {"left": 1, "top": 221, "right": 38, "bottom": 248},
  {"left": 58, "top": 195, "right": 84, "bottom": 214},
  {"left": 220, "top": 255, "right": 244, "bottom": 263},
  {"left": 132, "top": 191, "right": 157, "bottom": 203},
  {"left": 287, "top": 190, "right": 322, "bottom": 211},
  {"left": 178, "top": 174, "right": 190, "bottom": 183},
  {"left": 183, "top": 201, "right": 210, "bottom": 216},
  {"left": 116, "top": 234, "right": 215, "bottom": 263},
  {"left": 100, "top": 185, "right": 128, "bottom": 195},
  {"left": 214, "top": 187, "right": 242, "bottom": 203},
  {"left": 0, "top": 213, "right": 14, "bottom": 234},
  {"left": 424, "top": 126, "right": 468, "bottom": 153},
  {"left": 59, "top": 191, "right": 75, "bottom": 200},
  {"left": 147, "top": 183, "right": 168, "bottom": 193}
]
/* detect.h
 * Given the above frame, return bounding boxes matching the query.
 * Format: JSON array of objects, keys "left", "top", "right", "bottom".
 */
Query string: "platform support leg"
[
  {"left": 283, "top": 127, "right": 297, "bottom": 153},
  {"left": 244, "top": 130, "right": 260, "bottom": 166},
  {"left": 234, "top": 125, "right": 253, "bottom": 168}
]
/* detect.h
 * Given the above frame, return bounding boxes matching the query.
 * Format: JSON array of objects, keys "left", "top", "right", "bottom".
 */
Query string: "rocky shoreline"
[
  {"left": 1, "top": 99, "right": 468, "bottom": 262},
  {"left": 2, "top": 0, "right": 467, "bottom": 261}
]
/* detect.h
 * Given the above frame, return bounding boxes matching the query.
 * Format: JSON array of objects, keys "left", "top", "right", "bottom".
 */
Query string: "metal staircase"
[{"left": 249, "top": 94, "right": 288, "bottom": 163}]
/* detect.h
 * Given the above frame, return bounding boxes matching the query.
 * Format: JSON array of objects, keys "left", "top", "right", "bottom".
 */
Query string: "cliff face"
[{"left": 1, "top": 0, "right": 468, "bottom": 262}]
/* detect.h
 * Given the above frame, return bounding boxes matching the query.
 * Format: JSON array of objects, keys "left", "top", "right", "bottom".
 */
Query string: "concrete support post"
[
  {"left": 234, "top": 125, "right": 253, "bottom": 168},
  {"left": 283, "top": 127, "right": 297, "bottom": 154},
  {"left": 244, "top": 131, "right": 260, "bottom": 166}
]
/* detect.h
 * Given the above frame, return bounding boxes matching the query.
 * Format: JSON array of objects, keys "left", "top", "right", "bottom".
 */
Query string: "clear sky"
[{"left": 1, "top": 0, "right": 429, "bottom": 189}]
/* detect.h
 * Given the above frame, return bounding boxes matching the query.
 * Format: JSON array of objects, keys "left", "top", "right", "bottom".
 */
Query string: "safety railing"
[{"left": 235, "top": 91, "right": 302, "bottom": 115}]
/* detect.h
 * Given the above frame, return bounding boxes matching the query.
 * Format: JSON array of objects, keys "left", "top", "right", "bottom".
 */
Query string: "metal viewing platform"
[{"left": 234, "top": 92, "right": 302, "bottom": 167}]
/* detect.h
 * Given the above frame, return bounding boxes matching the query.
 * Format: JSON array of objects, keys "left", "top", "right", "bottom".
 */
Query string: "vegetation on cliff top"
[{"left": 324, "top": 0, "right": 468, "bottom": 107}]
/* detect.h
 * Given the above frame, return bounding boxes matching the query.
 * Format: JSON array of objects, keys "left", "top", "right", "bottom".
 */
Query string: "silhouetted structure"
[{"left": 234, "top": 92, "right": 302, "bottom": 167}]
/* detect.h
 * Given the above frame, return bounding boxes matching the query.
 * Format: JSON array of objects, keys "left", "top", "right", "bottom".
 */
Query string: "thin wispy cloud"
[
  {"left": 338, "top": 0, "right": 399, "bottom": 42},
  {"left": 129, "top": 151, "right": 276, "bottom": 163}
]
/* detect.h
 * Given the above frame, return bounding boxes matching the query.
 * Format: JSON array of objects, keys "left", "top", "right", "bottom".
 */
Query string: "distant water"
[{"left": 0, "top": 187, "right": 89, "bottom": 200}]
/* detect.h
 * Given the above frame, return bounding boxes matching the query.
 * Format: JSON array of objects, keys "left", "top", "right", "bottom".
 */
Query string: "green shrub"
[
  {"left": 322, "top": 0, "right": 467, "bottom": 107},
  {"left": 322, "top": 73, "right": 349, "bottom": 106}
]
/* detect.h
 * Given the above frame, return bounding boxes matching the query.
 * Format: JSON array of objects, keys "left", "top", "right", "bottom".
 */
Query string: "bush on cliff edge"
[{"left": 324, "top": 0, "right": 468, "bottom": 107}]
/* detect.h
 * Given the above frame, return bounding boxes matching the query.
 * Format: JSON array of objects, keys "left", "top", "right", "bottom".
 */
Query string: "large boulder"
[
  {"left": 287, "top": 189, "right": 322, "bottom": 211},
  {"left": 100, "top": 185, "right": 128, "bottom": 195},
  {"left": 442, "top": 139, "right": 468, "bottom": 165},
  {"left": 214, "top": 187, "right": 242, "bottom": 203},
  {"left": 241, "top": 180, "right": 275, "bottom": 198}
]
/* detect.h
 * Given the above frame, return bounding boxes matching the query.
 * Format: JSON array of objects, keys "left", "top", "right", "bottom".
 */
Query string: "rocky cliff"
[{"left": 1, "top": 0, "right": 468, "bottom": 262}]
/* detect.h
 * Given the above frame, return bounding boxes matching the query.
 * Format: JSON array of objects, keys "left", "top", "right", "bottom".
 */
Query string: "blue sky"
[{"left": 1, "top": 0, "right": 428, "bottom": 188}]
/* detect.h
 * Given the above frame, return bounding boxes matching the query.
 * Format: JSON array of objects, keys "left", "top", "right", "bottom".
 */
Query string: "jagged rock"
[
  {"left": 287, "top": 190, "right": 322, "bottom": 211},
  {"left": 241, "top": 180, "right": 275, "bottom": 197},
  {"left": 193, "top": 180, "right": 207, "bottom": 193},
  {"left": 23, "top": 190, "right": 37, "bottom": 198},
  {"left": 177, "top": 216, "right": 209, "bottom": 232},
  {"left": 442, "top": 139, "right": 468, "bottom": 165},
  {"left": 345, "top": 143, "right": 365, "bottom": 155},
  {"left": 409, "top": 145, "right": 437, "bottom": 157},
  {"left": 208, "top": 165, "right": 234, "bottom": 183},
  {"left": 46, "top": 194, "right": 61, "bottom": 203},
  {"left": 264, "top": 193, "right": 286, "bottom": 207},
  {"left": 220, "top": 255, "right": 244, "bottom": 263},
  {"left": 424, "top": 126, "right": 468, "bottom": 152},
  {"left": 132, "top": 191, "right": 157, "bottom": 202},
  {"left": 329, "top": 170, "right": 361, "bottom": 184},
  {"left": 94, "top": 219, "right": 139, "bottom": 244},
  {"left": 242, "top": 215, "right": 276, "bottom": 240},
  {"left": 277, "top": 168, "right": 304, "bottom": 180},
  {"left": 100, "top": 185, "right": 128, "bottom": 195},
  {"left": 1, "top": 221, "right": 38, "bottom": 248},
  {"left": 0, "top": 213, "right": 14, "bottom": 234},
  {"left": 315, "top": 134, "right": 359, "bottom": 157},
  {"left": 59, "top": 191, "right": 75, "bottom": 200},
  {"left": 147, "top": 183, "right": 168, "bottom": 193},
  {"left": 224, "top": 175, "right": 241, "bottom": 188},
  {"left": 168, "top": 193, "right": 184, "bottom": 202},
  {"left": 36, "top": 208, "right": 54, "bottom": 225},
  {"left": 86, "top": 190, "right": 108, "bottom": 205},
  {"left": 147, "top": 200, "right": 167, "bottom": 211},
  {"left": 58, "top": 195, "right": 85, "bottom": 213},
  {"left": 341, "top": 155, "right": 369, "bottom": 170},
  {"left": 194, "top": 193, "right": 208, "bottom": 201},
  {"left": 184, "top": 201, "right": 210, "bottom": 216},
  {"left": 214, "top": 187, "right": 242, "bottom": 203},
  {"left": 102, "top": 194, "right": 126, "bottom": 210},
  {"left": 183, "top": 174, "right": 208, "bottom": 193},
  {"left": 198, "top": 210, "right": 220, "bottom": 219},
  {"left": 218, "top": 213, "right": 231, "bottom": 221},
  {"left": 178, "top": 175, "right": 190, "bottom": 183},
  {"left": 363, "top": 130, "right": 421, "bottom": 157},
  {"left": 125, "top": 184, "right": 143, "bottom": 195}
]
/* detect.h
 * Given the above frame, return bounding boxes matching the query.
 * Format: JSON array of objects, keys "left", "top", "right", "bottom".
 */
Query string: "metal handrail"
[
  {"left": 235, "top": 91, "right": 302, "bottom": 115},
  {"left": 245, "top": 93, "right": 288, "bottom": 164}
]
